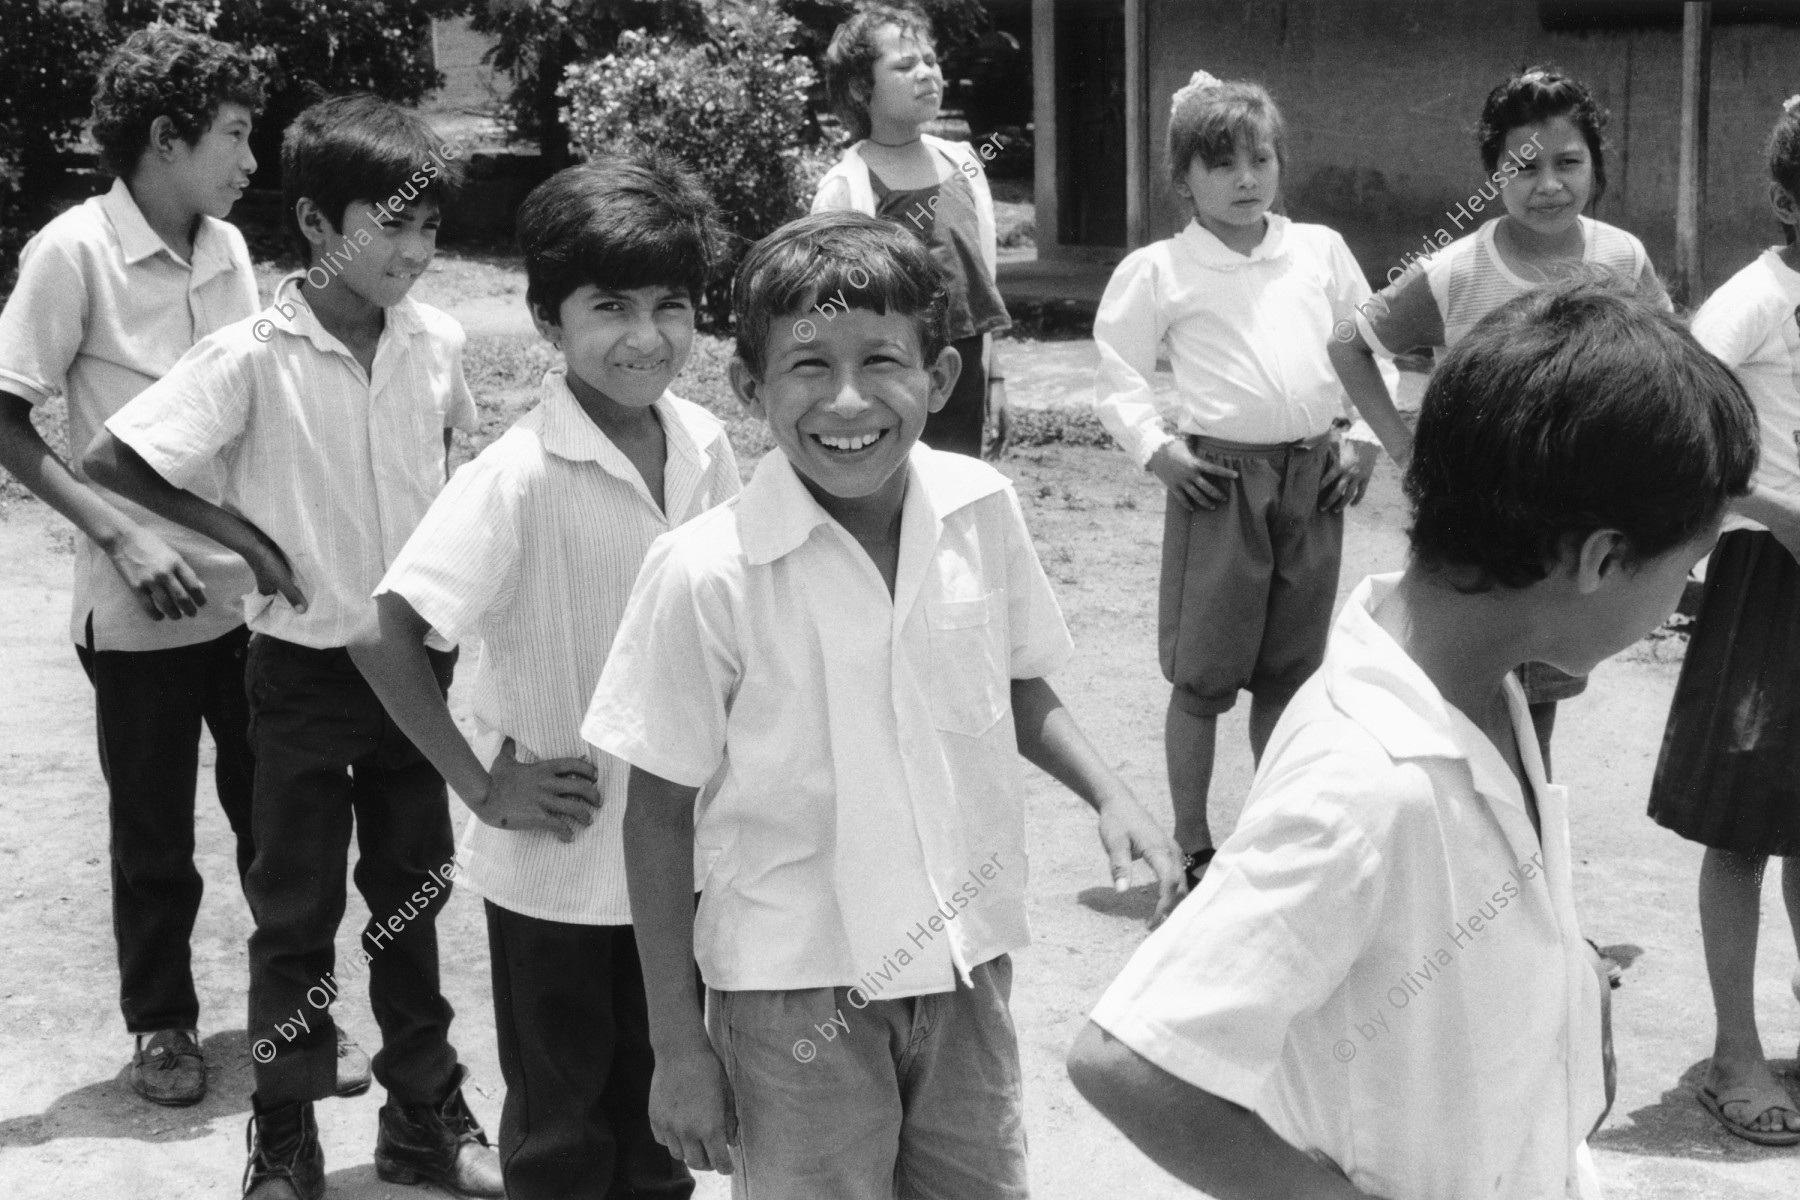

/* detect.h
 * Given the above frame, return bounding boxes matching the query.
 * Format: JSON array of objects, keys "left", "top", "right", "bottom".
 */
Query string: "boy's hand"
[
  {"left": 1095, "top": 792, "right": 1187, "bottom": 927},
  {"left": 649, "top": 1043, "right": 738, "bottom": 1175},
  {"left": 986, "top": 379, "right": 1012, "bottom": 460},
  {"left": 1147, "top": 440, "right": 1237, "bottom": 512},
  {"left": 481, "top": 737, "right": 601, "bottom": 841},
  {"left": 1318, "top": 437, "right": 1378, "bottom": 513},
  {"left": 240, "top": 523, "right": 308, "bottom": 613},
  {"left": 103, "top": 524, "right": 207, "bottom": 620}
]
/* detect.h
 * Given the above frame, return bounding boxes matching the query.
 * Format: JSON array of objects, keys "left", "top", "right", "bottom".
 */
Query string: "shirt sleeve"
[
  {"left": 1089, "top": 750, "right": 1389, "bottom": 1109},
  {"left": 1691, "top": 280, "right": 1776, "bottom": 370},
  {"left": 1093, "top": 252, "right": 1173, "bottom": 468},
  {"left": 709, "top": 433, "right": 744, "bottom": 504},
  {"left": 997, "top": 485, "right": 1073, "bottom": 679},
  {"left": 0, "top": 231, "right": 89, "bottom": 405},
  {"left": 811, "top": 169, "right": 855, "bottom": 215},
  {"left": 1636, "top": 257, "right": 1675, "bottom": 313},
  {"left": 104, "top": 332, "right": 253, "bottom": 490},
  {"left": 582, "top": 530, "right": 741, "bottom": 789},
  {"left": 1355, "top": 259, "right": 1445, "bottom": 360},
  {"left": 376, "top": 448, "right": 521, "bottom": 645}
]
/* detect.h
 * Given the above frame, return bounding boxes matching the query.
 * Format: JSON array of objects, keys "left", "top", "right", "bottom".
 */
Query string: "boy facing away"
[
  {"left": 1068, "top": 279, "right": 1757, "bottom": 1200},
  {"left": 0, "top": 27, "right": 263, "bottom": 1106},
  {"left": 582, "top": 210, "right": 1184, "bottom": 1199},
  {"left": 83, "top": 95, "right": 502, "bottom": 1200},
  {"left": 348, "top": 154, "right": 740, "bottom": 1200}
]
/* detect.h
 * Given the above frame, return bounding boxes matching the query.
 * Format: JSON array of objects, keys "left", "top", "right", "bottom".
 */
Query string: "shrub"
[{"left": 560, "top": 0, "right": 819, "bottom": 328}]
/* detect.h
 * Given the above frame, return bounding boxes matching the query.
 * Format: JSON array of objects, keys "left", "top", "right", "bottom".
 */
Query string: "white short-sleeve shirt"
[
  {"left": 0, "top": 178, "right": 260, "bottom": 650},
  {"left": 583, "top": 443, "right": 1073, "bottom": 996},
  {"left": 376, "top": 369, "right": 741, "bottom": 924},
  {"left": 1091, "top": 574, "right": 1605, "bottom": 1200},
  {"left": 1691, "top": 249, "right": 1800, "bottom": 535},
  {"left": 107, "top": 274, "right": 478, "bottom": 649},
  {"left": 1092, "top": 214, "right": 1395, "bottom": 466}
]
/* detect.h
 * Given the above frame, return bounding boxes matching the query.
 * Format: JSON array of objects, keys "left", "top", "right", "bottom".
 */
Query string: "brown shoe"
[
  {"left": 131, "top": 1029, "right": 206, "bottom": 1106},
  {"left": 373, "top": 1068, "right": 504, "bottom": 1197},
  {"left": 242, "top": 1097, "right": 325, "bottom": 1200},
  {"left": 334, "top": 1024, "right": 371, "bottom": 1097}
]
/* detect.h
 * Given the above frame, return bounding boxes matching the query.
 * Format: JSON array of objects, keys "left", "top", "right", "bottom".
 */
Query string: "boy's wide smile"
[{"left": 814, "top": 428, "right": 891, "bottom": 454}]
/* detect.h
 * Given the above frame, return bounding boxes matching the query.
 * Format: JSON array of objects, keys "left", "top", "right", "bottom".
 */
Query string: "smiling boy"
[
  {"left": 349, "top": 155, "right": 738, "bottom": 1200},
  {"left": 83, "top": 95, "right": 501, "bottom": 1200},
  {"left": 0, "top": 26, "right": 262, "bottom": 1107},
  {"left": 582, "top": 211, "right": 1183, "bottom": 1198}
]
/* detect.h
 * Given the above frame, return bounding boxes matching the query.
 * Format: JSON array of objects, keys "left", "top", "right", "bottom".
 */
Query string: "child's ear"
[
  {"left": 148, "top": 115, "right": 185, "bottom": 161},
  {"left": 1573, "top": 528, "right": 1630, "bottom": 594},
  {"left": 528, "top": 300, "right": 563, "bottom": 350},
  {"left": 926, "top": 343, "right": 962, "bottom": 414},
  {"left": 728, "top": 356, "right": 766, "bottom": 416},
  {"left": 1769, "top": 181, "right": 1800, "bottom": 229},
  {"left": 293, "top": 197, "right": 332, "bottom": 251}
]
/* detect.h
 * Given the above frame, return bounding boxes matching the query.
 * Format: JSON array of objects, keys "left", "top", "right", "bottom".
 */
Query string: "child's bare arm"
[
  {"left": 1011, "top": 676, "right": 1185, "bottom": 924},
  {"left": 1327, "top": 332, "right": 1413, "bottom": 466},
  {"left": 0, "top": 391, "right": 208, "bottom": 620},
  {"left": 347, "top": 592, "right": 599, "bottom": 840},
  {"left": 1068, "top": 1022, "right": 1384, "bottom": 1199},
  {"left": 1733, "top": 485, "right": 1800, "bottom": 559},
  {"left": 83, "top": 429, "right": 307, "bottom": 611},
  {"left": 623, "top": 766, "right": 737, "bottom": 1175}
]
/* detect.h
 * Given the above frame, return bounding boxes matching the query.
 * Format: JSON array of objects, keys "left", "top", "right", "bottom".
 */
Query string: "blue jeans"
[{"left": 707, "top": 956, "right": 1028, "bottom": 1200}]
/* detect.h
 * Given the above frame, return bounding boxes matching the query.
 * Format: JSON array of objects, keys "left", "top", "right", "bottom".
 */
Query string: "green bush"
[{"left": 559, "top": 0, "right": 818, "bottom": 328}]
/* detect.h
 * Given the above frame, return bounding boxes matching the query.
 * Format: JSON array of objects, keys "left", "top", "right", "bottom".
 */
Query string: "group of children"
[{"left": 5, "top": 9, "right": 1800, "bottom": 1200}]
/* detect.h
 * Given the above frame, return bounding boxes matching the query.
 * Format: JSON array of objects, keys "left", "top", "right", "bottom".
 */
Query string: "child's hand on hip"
[
  {"left": 649, "top": 1042, "right": 739, "bottom": 1175},
  {"left": 241, "top": 522, "right": 308, "bottom": 613},
  {"left": 1319, "top": 437, "right": 1378, "bottom": 513},
  {"left": 1148, "top": 439, "right": 1238, "bottom": 511},
  {"left": 480, "top": 737, "right": 600, "bottom": 841}
]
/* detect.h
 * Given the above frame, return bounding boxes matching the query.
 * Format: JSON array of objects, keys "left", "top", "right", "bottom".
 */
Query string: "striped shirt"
[
  {"left": 378, "top": 369, "right": 741, "bottom": 924},
  {"left": 0, "top": 177, "right": 260, "bottom": 650},
  {"left": 107, "top": 274, "right": 478, "bottom": 649},
  {"left": 1357, "top": 216, "right": 1670, "bottom": 360}
]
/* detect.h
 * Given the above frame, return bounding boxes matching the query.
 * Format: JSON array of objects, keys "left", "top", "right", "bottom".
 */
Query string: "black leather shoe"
[
  {"left": 334, "top": 1024, "right": 371, "bottom": 1097},
  {"left": 373, "top": 1068, "right": 504, "bottom": 1197},
  {"left": 131, "top": 1029, "right": 206, "bottom": 1106},
  {"left": 242, "top": 1097, "right": 325, "bottom": 1200}
]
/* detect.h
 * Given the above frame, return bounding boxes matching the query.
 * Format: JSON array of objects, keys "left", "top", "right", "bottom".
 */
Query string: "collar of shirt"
[
  {"left": 532, "top": 366, "right": 717, "bottom": 515},
  {"left": 737, "top": 441, "right": 1008, "bottom": 570},
  {"left": 1175, "top": 211, "right": 1292, "bottom": 270},
  {"left": 264, "top": 271, "right": 427, "bottom": 357},
  {"left": 98, "top": 177, "right": 240, "bottom": 287}
]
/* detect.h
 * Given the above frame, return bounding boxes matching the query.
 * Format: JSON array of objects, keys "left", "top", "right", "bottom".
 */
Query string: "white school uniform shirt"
[
  {"left": 583, "top": 443, "right": 1073, "bottom": 996},
  {"left": 1091, "top": 573, "right": 1605, "bottom": 1200},
  {"left": 376, "top": 369, "right": 741, "bottom": 925},
  {"left": 106, "top": 274, "right": 478, "bottom": 649},
  {"left": 0, "top": 178, "right": 260, "bottom": 650},
  {"left": 1357, "top": 216, "right": 1669, "bottom": 360},
  {"left": 1691, "top": 249, "right": 1800, "bottom": 535},
  {"left": 1093, "top": 213, "right": 1393, "bottom": 467},
  {"left": 811, "top": 135, "right": 999, "bottom": 280}
]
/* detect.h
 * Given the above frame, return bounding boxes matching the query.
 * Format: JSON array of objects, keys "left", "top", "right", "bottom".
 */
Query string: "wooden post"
[
  {"left": 1032, "top": 0, "right": 1060, "bottom": 258},
  {"left": 1673, "top": 1, "right": 1712, "bottom": 307},
  {"left": 1123, "top": 0, "right": 1148, "bottom": 250}
]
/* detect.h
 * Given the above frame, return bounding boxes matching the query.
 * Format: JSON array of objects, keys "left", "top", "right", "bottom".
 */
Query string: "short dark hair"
[
  {"left": 824, "top": 4, "right": 936, "bottom": 142},
  {"left": 280, "top": 94, "right": 462, "bottom": 262},
  {"left": 1766, "top": 100, "right": 1800, "bottom": 243},
  {"left": 516, "top": 153, "right": 727, "bottom": 318},
  {"left": 1167, "top": 76, "right": 1286, "bottom": 185},
  {"left": 90, "top": 26, "right": 265, "bottom": 178},
  {"left": 733, "top": 211, "right": 948, "bottom": 379},
  {"left": 1405, "top": 274, "right": 1757, "bottom": 591},
  {"left": 1477, "top": 65, "right": 1609, "bottom": 205}
]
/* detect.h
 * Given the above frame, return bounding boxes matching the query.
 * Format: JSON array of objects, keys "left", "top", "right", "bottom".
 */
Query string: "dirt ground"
[{"left": 8, "top": 271, "right": 1800, "bottom": 1197}]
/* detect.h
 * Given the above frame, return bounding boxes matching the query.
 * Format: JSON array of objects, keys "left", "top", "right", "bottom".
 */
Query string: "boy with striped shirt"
[{"left": 350, "top": 155, "right": 738, "bottom": 1200}]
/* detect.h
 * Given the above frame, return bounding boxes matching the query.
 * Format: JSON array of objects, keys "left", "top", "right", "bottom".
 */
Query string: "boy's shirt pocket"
[{"left": 926, "top": 590, "right": 1006, "bottom": 737}]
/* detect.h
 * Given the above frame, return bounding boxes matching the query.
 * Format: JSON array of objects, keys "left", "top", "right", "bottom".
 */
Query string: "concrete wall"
[{"left": 1139, "top": 0, "right": 1800, "bottom": 299}]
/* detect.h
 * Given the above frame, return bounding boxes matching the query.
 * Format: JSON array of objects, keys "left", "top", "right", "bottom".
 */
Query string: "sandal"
[
  {"left": 1697, "top": 1080, "right": 1800, "bottom": 1146},
  {"left": 1182, "top": 847, "right": 1216, "bottom": 891}
]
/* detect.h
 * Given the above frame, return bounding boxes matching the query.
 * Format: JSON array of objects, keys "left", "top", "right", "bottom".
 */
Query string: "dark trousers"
[
  {"left": 75, "top": 620, "right": 256, "bottom": 1033},
  {"left": 487, "top": 902, "right": 693, "bottom": 1199},
  {"left": 244, "top": 635, "right": 460, "bottom": 1107}
]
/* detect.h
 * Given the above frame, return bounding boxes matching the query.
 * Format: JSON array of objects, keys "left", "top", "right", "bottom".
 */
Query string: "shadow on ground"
[
  {"left": 0, "top": 1030, "right": 255, "bottom": 1149},
  {"left": 1596, "top": 1056, "right": 1800, "bottom": 1161}
]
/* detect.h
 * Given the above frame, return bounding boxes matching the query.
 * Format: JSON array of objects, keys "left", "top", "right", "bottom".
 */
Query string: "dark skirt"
[
  {"left": 1648, "top": 530, "right": 1800, "bottom": 854},
  {"left": 920, "top": 334, "right": 988, "bottom": 458}
]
